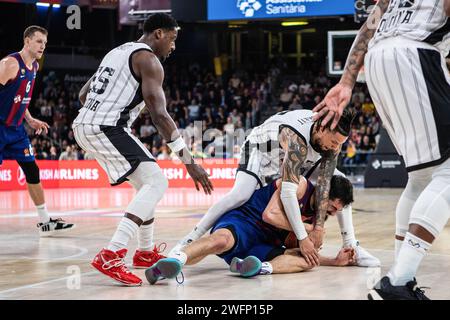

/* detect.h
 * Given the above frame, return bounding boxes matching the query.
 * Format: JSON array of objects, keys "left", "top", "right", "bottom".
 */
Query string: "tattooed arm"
[
  {"left": 340, "top": 0, "right": 391, "bottom": 88},
  {"left": 279, "top": 127, "right": 320, "bottom": 266},
  {"left": 308, "top": 151, "right": 339, "bottom": 249},
  {"left": 314, "top": 152, "right": 338, "bottom": 227},
  {"left": 313, "top": 0, "right": 391, "bottom": 129}
]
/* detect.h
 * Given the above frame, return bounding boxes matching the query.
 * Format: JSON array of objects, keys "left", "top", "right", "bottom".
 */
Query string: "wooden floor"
[{"left": 0, "top": 187, "right": 449, "bottom": 300}]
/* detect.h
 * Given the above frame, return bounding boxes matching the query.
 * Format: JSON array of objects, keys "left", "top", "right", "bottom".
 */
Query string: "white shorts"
[
  {"left": 365, "top": 37, "right": 450, "bottom": 172},
  {"left": 237, "top": 139, "right": 282, "bottom": 188},
  {"left": 73, "top": 124, "right": 155, "bottom": 185}
]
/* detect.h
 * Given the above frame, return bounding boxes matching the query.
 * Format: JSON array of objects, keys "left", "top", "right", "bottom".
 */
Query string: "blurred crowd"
[{"left": 27, "top": 64, "right": 381, "bottom": 168}]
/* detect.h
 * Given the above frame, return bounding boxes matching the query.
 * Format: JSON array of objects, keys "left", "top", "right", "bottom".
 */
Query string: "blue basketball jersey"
[{"left": 0, "top": 52, "right": 38, "bottom": 127}]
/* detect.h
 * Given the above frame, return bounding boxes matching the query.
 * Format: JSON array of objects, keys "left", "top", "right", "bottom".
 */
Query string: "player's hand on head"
[
  {"left": 312, "top": 83, "right": 352, "bottom": 130},
  {"left": 298, "top": 237, "right": 320, "bottom": 267},
  {"left": 185, "top": 163, "right": 214, "bottom": 195}
]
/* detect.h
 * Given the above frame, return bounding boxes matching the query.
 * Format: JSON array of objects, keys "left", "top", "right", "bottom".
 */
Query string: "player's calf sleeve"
[
  {"left": 18, "top": 161, "right": 40, "bottom": 184},
  {"left": 395, "top": 167, "right": 432, "bottom": 236},
  {"left": 126, "top": 162, "right": 168, "bottom": 222},
  {"left": 108, "top": 163, "right": 167, "bottom": 252},
  {"left": 408, "top": 162, "right": 450, "bottom": 239}
]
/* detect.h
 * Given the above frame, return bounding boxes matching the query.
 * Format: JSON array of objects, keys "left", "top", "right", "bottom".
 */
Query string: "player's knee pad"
[
  {"left": 128, "top": 161, "right": 168, "bottom": 195},
  {"left": 18, "top": 161, "right": 40, "bottom": 184},
  {"left": 126, "top": 162, "right": 168, "bottom": 221},
  {"left": 409, "top": 167, "right": 450, "bottom": 238},
  {"left": 395, "top": 168, "right": 433, "bottom": 236}
]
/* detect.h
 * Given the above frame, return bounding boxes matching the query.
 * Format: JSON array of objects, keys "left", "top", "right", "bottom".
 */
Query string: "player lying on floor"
[{"left": 145, "top": 175, "right": 365, "bottom": 284}]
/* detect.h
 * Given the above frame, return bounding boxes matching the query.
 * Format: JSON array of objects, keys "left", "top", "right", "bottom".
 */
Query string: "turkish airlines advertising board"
[{"left": 0, "top": 160, "right": 238, "bottom": 190}]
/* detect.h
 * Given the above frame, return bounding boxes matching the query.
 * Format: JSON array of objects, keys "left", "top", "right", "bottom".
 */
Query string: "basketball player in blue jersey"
[
  {"left": 0, "top": 26, "right": 74, "bottom": 236},
  {"left": 145, "top": 175, "right": 357, "bottom": 284},
  {"left": 314, "top": 0, "right": 450, "bottom": 300}
]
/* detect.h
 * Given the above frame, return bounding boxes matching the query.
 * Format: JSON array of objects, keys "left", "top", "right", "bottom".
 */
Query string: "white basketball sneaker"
[
  {"left": 353, "top": 242, "right": 380, "bottom": 267},
  {"left": 37, "top": 218, "right": 75, "bottom": 237}
]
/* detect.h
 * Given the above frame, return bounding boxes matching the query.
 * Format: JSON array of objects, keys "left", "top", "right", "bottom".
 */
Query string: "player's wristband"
[{"left": 167, "top": 136, "right": 187, "bottom": 153}]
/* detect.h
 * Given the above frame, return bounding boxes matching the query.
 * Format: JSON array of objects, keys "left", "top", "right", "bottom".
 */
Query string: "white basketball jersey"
[
  {"left": 246, "top": 109, "right": 321, "bottom": 165},
  {"left": 73, "top": 42, "right": 153, "bottom": 127},
  {"left": 370, "top": 0, "right": 450, "bottom": 55}
]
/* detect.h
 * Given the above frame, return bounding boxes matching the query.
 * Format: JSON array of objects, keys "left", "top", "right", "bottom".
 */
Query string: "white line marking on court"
[
  {"left": 0, "top": 270, "right": 99, "bottom": 296},
  {"left": 20, "top": 245, "right": 89, "bottom": 262}
]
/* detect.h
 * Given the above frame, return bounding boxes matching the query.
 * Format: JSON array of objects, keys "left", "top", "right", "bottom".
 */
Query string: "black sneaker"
[
  {"left": 37, "top": 218, "right": 75, "bottom": 237},
  {"left": 368, "top": 276, "right": 430, "bottom": 300}
]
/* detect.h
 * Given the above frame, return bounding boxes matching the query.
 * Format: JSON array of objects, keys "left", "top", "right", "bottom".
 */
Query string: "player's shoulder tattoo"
[{"left": 280, "top": 127, "right": 308, "bottom": 185}]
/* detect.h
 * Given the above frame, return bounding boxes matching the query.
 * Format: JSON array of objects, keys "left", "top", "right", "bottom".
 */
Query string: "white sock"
[
  {"left": 108, "top": 217, "right": 139, "bottom": 252},
  {"left": 183, "top": 226, "right": 206, "bottom": 244},
  {"left": 138, "top": 223, "right": 154, "bottom": 251},
  {"left": 36, "top": 204, "right": 50, "bottom": 223},
  {"left": 395, "top": 238, "right": 403, "bottom": 261},
  {"left": 337, "top": 206, "right": 358, "bottom": 247},
  {"left": 259, "top": 262, "right": 273, "bottom": 275},
  {"left": 387, "top": 232, "right": 430, "bottom": 286},
  {"left": 169, "top": 250, "right": 187, "bottom": 266}
]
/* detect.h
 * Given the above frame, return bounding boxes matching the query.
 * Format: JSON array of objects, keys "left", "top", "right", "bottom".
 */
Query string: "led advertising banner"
[
  {"left": 0, "top": 160, "right": 239, "bottom": 190},
  {"left": 207, "top": 0, "right": 356, "bottom": 21},
  {"left": 0, "top": 0, "right": 77, "bottom": 4}
]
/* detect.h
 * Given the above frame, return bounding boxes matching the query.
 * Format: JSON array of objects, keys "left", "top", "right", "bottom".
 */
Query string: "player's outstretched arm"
[
  {"left": 134, "top": 50, "right": 213, "bottom": 194},
  {"left": 445, "top": 0, "right": 450, "bottom": 16},
  {"left": 279, "top": 127, "right": 319, "bottom": 266},
  {"left": 0, "top": 57, "right": 19, "bottom": 85},
  {"left": 319, "top": 248, "right": 356, "bottom": 267},
  {"left": 313, "top": 0, "right": 391, "bottom": 129}
]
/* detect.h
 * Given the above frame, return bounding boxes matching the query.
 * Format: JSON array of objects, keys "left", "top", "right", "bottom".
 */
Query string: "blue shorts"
[
  {"left": 0, "top": 124, "right": 35, "bottom": 164},
  {"left": 211, "top": 210, "right": 285, "bottom": 265}
]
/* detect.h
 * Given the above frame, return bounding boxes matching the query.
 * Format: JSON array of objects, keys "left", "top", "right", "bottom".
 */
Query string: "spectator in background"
[
  {"left": 188, "top": 98, "right": 201, "bottom": 122},
  {"left": 279, "top": 87, "right": 293, "bottom": 109},
  {"left": 59, "top": 145, "right": 77, "bottom": 160},
  {"left": 230, "top": 108, "right": 240, "bottom": 125},
  {"left": 157, "top": 147, "right": 171, "bottom": 160},
  {"left": 140, "top": 118, "right": 157, "bottom": 139},
  {"left": 356, "top": 135, "right": 374, "bottom": 165},
  {"left": 48, "top": 146, "right": 59, "bottom": 160},
  {"left": 288, "top": 96, "right": 303, "bottom": 110},
  {"left": 343, "top": 140, "right": 357, "bottom": 167}
]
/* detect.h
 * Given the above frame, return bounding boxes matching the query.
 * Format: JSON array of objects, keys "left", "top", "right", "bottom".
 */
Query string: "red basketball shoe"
[
  {"left": 91, "top": 248, "right": 142, "bottom": 286},
  {"left": 132, "top": 243, "right": 167, "bottom": 269}
]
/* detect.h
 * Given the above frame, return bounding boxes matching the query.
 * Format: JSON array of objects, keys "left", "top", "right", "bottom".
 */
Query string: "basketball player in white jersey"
[
  {"left": 168, "top": 109, "right": 380, "bottom": 270},
  {"left": 313, "top": 0, "right": 450, "bottom": 300},
  {"left": 73, "top": 13, "right": 213, "bottom": 286}
]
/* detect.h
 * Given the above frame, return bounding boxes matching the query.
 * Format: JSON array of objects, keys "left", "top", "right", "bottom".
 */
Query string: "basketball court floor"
[{"left": 0, "top": 187, "right": 449, "bottom": 300}]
